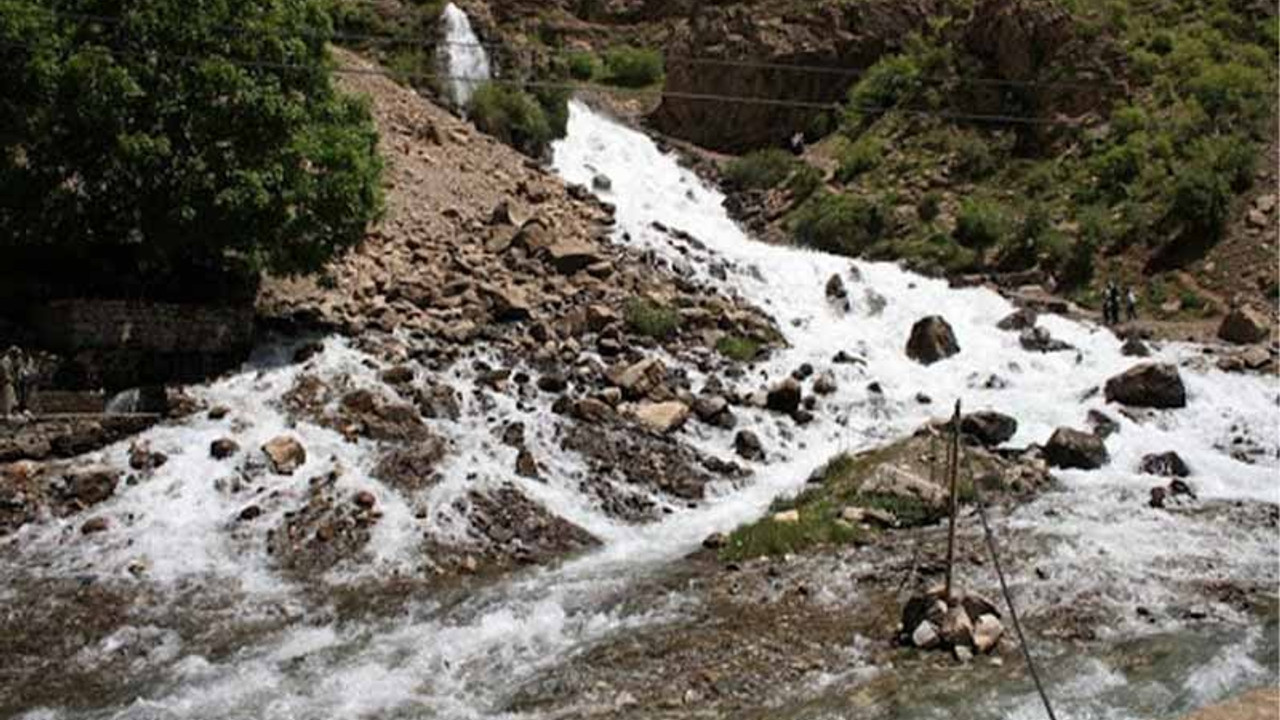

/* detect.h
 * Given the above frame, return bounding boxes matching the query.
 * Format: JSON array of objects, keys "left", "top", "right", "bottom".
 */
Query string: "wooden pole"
[{"left": 944, "top": 399, "right": 961, "bottom": 600}]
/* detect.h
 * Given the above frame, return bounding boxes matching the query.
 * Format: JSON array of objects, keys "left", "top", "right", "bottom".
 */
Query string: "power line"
[
  {"left": 0, "top": 38, "right": 1088, "bottom": 126},
  {"left": 31, "top": 7, "right": 1127, "bottom": 92}
]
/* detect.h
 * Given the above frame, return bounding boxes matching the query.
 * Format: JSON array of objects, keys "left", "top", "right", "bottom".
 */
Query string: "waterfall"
[{"left": 438, "top": 3, "right": 492, "bottom": 111}]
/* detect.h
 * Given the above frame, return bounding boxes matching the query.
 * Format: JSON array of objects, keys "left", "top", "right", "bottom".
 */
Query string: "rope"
[{"left": 961, "top": 441, "right": 1059, "bottom": 720}]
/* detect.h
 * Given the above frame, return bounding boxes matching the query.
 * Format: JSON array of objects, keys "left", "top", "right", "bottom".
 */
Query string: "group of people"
[
  {"left": 1102, "top": 281, "right": 1138, "bottom": 325},
  {"left": 0, "top": 348, "right": 39, "bottom": 416}
]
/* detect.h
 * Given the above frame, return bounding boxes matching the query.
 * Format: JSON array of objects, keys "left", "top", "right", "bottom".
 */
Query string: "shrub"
[
  {"left": 566, "top": 50, "right": 598, "bottom": 80},
  {"left": 724, "top": 149, "right": 799, "bottom": 190},
  {"left": 917, "top": 191, "right": 942, "bottom": 222},
  {"left": 1169, "top": 162, "right": 1231, "bottom": 235},
  {"left": 1090, "top": 140, "right": 1144, "bottom": 199},
  {"left": 953, "top": 198, "right": 1009, "bottom": 251},
  {"left": 469, "top": 83, "right": 555, "bottom": 156},
  {"left": 1112, "top": 104, "right": 1149, "bottom": 138},
  {"left": 791, "top": 193, "right": 886, "bottom": 256},
  {"left": 1188, "top": 61, "right": 1270, "bottom": 127},
  {"left": 602, "top": 46, "right": 664, "bottom": 88},
  {"left": 716, "top": 335, "right": 762, "bottom": 362},
  {"left": 624, "top": 298, "right": 681, "bottom": 338},
  {"left": 952, "top": 132, "right": 997, "bottom": 180},
  {"left": 0, "top": 0, "right": 384, "bottom": 281},
  {"left": 843, "top": 54, "right": 922, "bottom": 127},
  {"left": 835, "top": 136, "right": 883, "bottom": 183},
  {"left": 786, "top": 164, "right": 824, "bottom": 202}
]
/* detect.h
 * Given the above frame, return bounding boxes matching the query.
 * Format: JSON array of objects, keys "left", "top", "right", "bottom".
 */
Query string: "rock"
[
  {"left": 772, "top": 509, "right": 800, "bottom": 524},
  {"left": 954, "top": 645, "right": 974, "bottom": 663},
  {"left": 210, "top": 438, "right": 240, "bottom": 460},
  {"left": 262, "top": 436, "right": 307, "bottom": 475},
  {"left": 960, "top": 411, "right": 1018, "bottom": 447},
  {"left": 961, "top": 594, "right": 1001, "bottom": 620},
  {"left": 1170, "top": 478, "right": 1196, "bottom": 499},
  {"left": 489, "top": 199, "right": 523, "bottom": 226},
  {"left": 633, "top": 401, "right": 690, "bottom": 433},
  {"left": 1247, "top": 209, "right": 1268, "bottom": 227},
  {"left": 208, "top": 405, "right": 230, "bottom": 420},
  {"left": 1043, "top": 427, "right": 1109, "bottom": 469},
  {"left": 542, "top": 240, "right": 604, "bottom": 274},
  {"left": 592, "top": 173, "right": 612, "bottom": 192},
  {"left": 1087, "top": 409, "right": 1119, "bottom": 439},
  {"left": 354, "top": 490, "right": 377, "bottom": 509},
  {"left": 1257, "top": 194, "right": 1277, "bottom": 213},
  {"left": 693, "top": 395, "right": 728, "bottom": 422},
  {"left": 573, "top": 398, "right": 614, "bottom": 423},
  {"left": 766, "top": 378, "right": 802, "bottom": 414},
  {"left": 62, "top": 466, "right": 121, "bottom": 506},
  {"left": 972, "top": 614, "right": 1004, "bottom": 653},
  {"left": 825, "top": 274, "right": 848, "bottom": 301},
  {"left": 1121, "top": 336, "right": 1151, "bottom": 357},
  {"left": 239, "top": 505, "right": 263, "bottom": 521},
  {"left": 912, "top": 620, "right": 941, "bottom": 649},
  {"left": 1139, "top": 451, "right": 1190, "bottom": 478},
  {"left": 536, "top": 373, "right": 568, "bottom": 393},
  {"left": 80, "top": 517, "right": 109, "bottom": 534},
  {"left": 128, "top": 444, "right": 168, "bottom": 471},
  {"left": 416, "top": 383, "right": 461, "bottom": 420},
  {"left": 906, "top": 316, "right": 960, "bottom": 365},
  {"left": 733, "top": 429, "right": 765, "bottom": 461},
  {"left": 380, "top": 365, "right": 415, "bottom": 385},
  {"left": 482, "top": 284, "right": 532, "bottom": 322},
  {"left": 997, "top": 308, "right": 1037, "bottom": 331},
  {"left": 940, "top": 605, "right": 974, "bottom": 647},
  {"left": 610, "top": 358, "right": 667, "bottom": 400},
  {"left": 1149, "top": 486, "right": 1168, "bottom": 509},
  {"left": 702, "top": 532, "right": 728, "bottom": 550},
  {"left": 515, "top": 448, "right": 540, "bottom": 478},
  {"left": 813, "top": 372, "right": 838, "bottom": 396},
  {"left": 1218, "top": 306, "right": 1268, "bottom": 344},
  {"left": 1019, "top": 326, "right": 1073, "bottom": 353},
  {"left": 1104, "top": 363, "right": 1187, "bottom": 409},
  {"left": 860, "top": 464, "right": 946, "bottom": 508}
]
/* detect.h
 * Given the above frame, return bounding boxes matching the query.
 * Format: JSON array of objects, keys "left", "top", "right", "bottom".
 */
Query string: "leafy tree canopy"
[{"left": 0, "top": 0, "right": 383, "bottom": 285}]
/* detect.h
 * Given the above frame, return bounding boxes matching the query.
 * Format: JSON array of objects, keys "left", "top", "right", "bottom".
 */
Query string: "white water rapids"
[
  {"left": 439, "top": 2, "right": 492, "bottom": 110},
  {"left": 8, "top": 100, "right": 1277, "bottom": 720}
]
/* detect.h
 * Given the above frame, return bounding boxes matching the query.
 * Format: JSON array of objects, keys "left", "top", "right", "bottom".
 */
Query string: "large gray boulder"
[
  {"left": 906, "top": 316, "right": 960, "bottom": 365},
  {"left": 1218, "top": 306, "right": 1268, "bottom": 344},
  {"left": 1104, "top": 363, "right": 1187, "bottom": 409},
  {"left": 960, "top": 411, "right": 1018, "bottom": 447},
  {"left": 1044, "top": 427, "right": 1109, "bottom": 469}
]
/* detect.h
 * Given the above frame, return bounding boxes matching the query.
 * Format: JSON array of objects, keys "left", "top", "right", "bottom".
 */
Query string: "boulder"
[
  {"left": 592, "top": 173, "right": 612, "bottom": 192},
  {"left": 1104, "top": 363, "right": 1186, "bottom": 409},
  {"left": 210, "top": 438, "right": 240, "bottom": 460},
  {"left": 997, "top": 308, "right": 1037, "bottom": 331},
  {"left": 825, "top": 274, "right": 848, "bottom": 307},
  {"left": 81, "top": 517, "right": 109, "bottom": 535},
  {"left": 1043, "top": 427, "right": 1109, "bottom": 469},
  {"left": 973, "top": 614, "right": 1004, "bottom": 653},
  {"left": 960, "top": 411, "right": 1018, "bottom": 447},
  {"left": 1087, "top": 409, "right": 1119, "bottom": 439},
  {"left": 515, "top": 448, "right": 540, "bottom": 479},
  {"left": 542, "top": 240, "right": 604, "bottom": 275},
  {"left": 262, "top": 436, "right": 307, "bottom": 475},
  {"left": 860, "top": 465, "right": 946, "bottom": 508},
  {"left": 906, "top": 316, "right": 960, "bottom": 365},
  {"left": 1218, "top": 306, "right": 1268, "bottom": 344},
  {"left": 813, "top": 372, "right": 838, "bottom": 396},
  {"left": 733, "top": 429, "right": 765, "bottom": 461},
  {"left": 61, "top": 466, "right": 121, "bottom": 506},
  {"left": 1019, "top": 326, "right": 1073, "bottom": 353},
  {"left": 1139, "top": 451, "right": 1190, "bottom": 478},
  {"left": 940, "top": 605, "right": 974, "bottom": 647},
  {"left": 765, "top": 378, "right": 802, "bottom": 414},
  {"left": 912, "top": 620, "right": 941, "bottom": 649},
  {"left": 1120, "top": 336, "right": 1151, "bottom": 357},
  {"left": 633, "top": 401, "right": 690, "bottom": 434},
  {"left": 610, "top": 358, "right": 667, "bottom": 400}
]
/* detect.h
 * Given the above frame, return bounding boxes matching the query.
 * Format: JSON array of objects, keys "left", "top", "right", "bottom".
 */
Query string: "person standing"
[{"left": 1126, "top": 287, "right": 1138, "bottom": 322}]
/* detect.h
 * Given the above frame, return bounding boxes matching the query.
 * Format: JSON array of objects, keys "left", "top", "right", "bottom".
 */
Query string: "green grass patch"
[
  {"left": 601, "top": 46, "right": 664, "bottom": 88},
  {"left": 724, "top": 149, "right": 801, "bottom": 190},
  {"left": 790, "top": 192, "right": 886, "bottom": 256},
  {"left": 720, "top": 499, "right": 863, "bottom": 562},
  {"left": 624, "top": 298, "right": 681, "bottom": 339},
  {"left": 716, "top": 335, "right": 762, "bottom": 362}
]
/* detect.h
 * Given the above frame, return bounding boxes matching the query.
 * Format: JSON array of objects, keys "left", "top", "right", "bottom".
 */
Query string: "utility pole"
[{"left": 944, "top": 399, "right": 961, "bottom": 600}]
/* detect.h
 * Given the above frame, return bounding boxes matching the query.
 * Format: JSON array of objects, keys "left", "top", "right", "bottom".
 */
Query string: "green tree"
[{"left": 0, "top": 0, "right": 384, "bottom": 285}]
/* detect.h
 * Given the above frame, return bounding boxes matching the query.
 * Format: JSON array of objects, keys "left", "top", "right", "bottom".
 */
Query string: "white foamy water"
[
  {"left": 9, "top": 94, "right": 1278, "bottom": 720},
  {"left": 439, "top": 2, "right": 492, "bottom": 110}
]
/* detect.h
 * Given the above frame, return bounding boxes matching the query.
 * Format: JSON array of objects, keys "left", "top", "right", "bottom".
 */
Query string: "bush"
[
  {"left": 724, "top": 149, "right": 799, "bottom": 190},
  {"left": 953, "top": 198, "right": 1009, "bottom": 251},
  {"left": 1188, "top": 61, "right": 1270, "bottom": 127},
  {"left": 566, "top": 51, "right": 598, "bottom": 81},
  {"left": 917, "top": 191, "right": 942, "bottom": 222},
  {"left": 624, "top": 298, "right": 681, "bottom": 338},
  {"left": 469, "top": 83, "right": 555, "bottom": 156},
  {"left": 843, "top": 54, "right": 922, "bottom": 127},
  {"left": 0, "top": 0, "right": 384, "bottom": 281},
  {"left": 786, "top": 164, "right": 824, "bottom": 203},
  {"left": 1169, "top": 162, "right": 1231, "bottom": 235},
  {"left": 602, "top": 46, "right": 664, "bottom": 88},
  {"left": 791, "top": 193, "right": 886, "bottom": 256},
  {"left": 716, "top": 335, "right": 762, "bottom": 362},
  {"left": 952, "top": 132, "right": 997, "bottom": 180},
  {"left": 835, "top": 136, "right": 883, "bottom": 183}
]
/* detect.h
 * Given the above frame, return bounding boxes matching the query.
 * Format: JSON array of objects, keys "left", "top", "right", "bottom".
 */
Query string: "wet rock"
[
  {"left": 1148, "top": 486, "right": 1168, "bottom": 509},
  {"left": 1043, "top": 427, "right": 1108, "bottom": 469},
  {"left": 207, "top": 405, "right": 230, "bottom": 420},
  {"left": 1170, "top": 478, "right": 1196, "bottom": 499},
  {"left": 1218, "top": 306, "right": 1268, "bottom": 344},
  {"left": 1018, "top": 326, "right": 1073, "bottom": 353},
  {"left": 562, "top": 421, "right": 721, "bottom": 501},
  {"left": 262, "top": 436, "right": 306, "bottom": 475},
  {"left": 693, "top": 395, "right": 728, "bottom": 422},
  {"left": 633, "top": 401, "right": 691, "bottom": 434},
  {"left": 766, "top": 378, "right": 802, "bottom": 414},
  {"left": 500, "top": 422, "right": 525, "bottom": 447},
  {"left": 210, "top": 438, "right": 239, "bottom": 460},
  {"left": 465, "top": 484, "right": 599, "bottom": 563},
  {"left": 61, "top": 465, "right": 121, "bottom": 507},
  {"left": 380, "top": 365, "right": 415, "bottom": 385},
  {"left": 573, "top": 398, "right": 615, "bottom": 424},
  {"left": 960, "top": 411, "right": 1017, "bottom": 447},
  {"left": 80, "top": 517, "right": 109, "bottom": 535},
  {"left": 825, "top": 273, "right": 848, "bottom": 301},
  {"left": 1104, "top": 363, "right": 1186, "bottom": 409},
  {"left": 733, "top": 430, "right": 765, "bottom": 461},
  {"left": 1139, "top": 451, "right": 1190, "bottom": 478},
  {"left": 813, "top": 372, "right": 838, "bottom": 396},
  {"left": 239, "top": 505, "right": 263, "bottom": 521},
  {"left": 416, "top": 382, "right": 462, "bottom": 420},
  {"left": 954, "top": 645, "right": 974, "bottom": 663},
  {"left": 128, "top": 443, "right": 168, "bottom": 471},
  {"left": 1121, "top": 336, "right": 1151, "bottom": 357},
  {"left": 536, "top": 373, "right": 568, "bottom": 394},
  {"left": 592, "top": 173, "right": 612, "bottom": 192},
  {"left": 515, "top": 448, "right": 540, "bottom": 479},
  {"left": 372, "top": 437, "right": 448, "bottom": 492},
  {"left": 1087, "top": 409, "right": 1119, "bottom": 439},
  {"left": 354, "top": 490, "right": 377, "bottom": 509},
  {"left": 906, "top": 316, "right": 960, "bottom": 365},
  {"left": 293, "top": 341, "right": 324, "bottom": 364},
  {"left": 268, "top": 471, "right": 379, "bottom": 575},
  {"left": 996, "top": 308, "right": 1037, "bottom": 331}
]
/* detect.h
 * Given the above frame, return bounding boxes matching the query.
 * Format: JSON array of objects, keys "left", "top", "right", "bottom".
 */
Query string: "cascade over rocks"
[
  {"left": 1104, "top": 363, "right": 1187, "bottom": 409},
  {"left": 1044, "top": 427, "right": 1109, "bottom": 469},
  {"left": 906, "top": 316, "right": 960, "bottom": 365}
]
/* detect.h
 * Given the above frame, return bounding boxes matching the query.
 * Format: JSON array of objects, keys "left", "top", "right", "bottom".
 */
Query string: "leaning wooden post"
[{"left": 944, "top": 399, "right": 962, "bottom": 600}]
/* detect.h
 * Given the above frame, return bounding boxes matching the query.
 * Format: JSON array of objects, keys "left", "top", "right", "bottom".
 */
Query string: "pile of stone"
[{"left": 901, "top": 588, "right": 1006, "bottom": 663}]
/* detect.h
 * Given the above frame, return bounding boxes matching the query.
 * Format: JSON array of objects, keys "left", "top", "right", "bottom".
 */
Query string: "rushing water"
[
  {"left": 8, "top": 97, "right": 1278, "bottom": 719},
  {"left": 438, "top": 2, "right": 492, "bottom": 110}
]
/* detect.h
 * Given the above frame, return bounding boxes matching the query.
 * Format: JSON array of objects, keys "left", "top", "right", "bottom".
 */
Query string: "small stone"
[
  {"left": 262, "top": 436, "right": 307, "bottom": 475},
  {"left": 208, "top": 405, "right": 231, "bottom": 420},
  {"left": 592, "top": 173, "right": 612, "bottom": 192},
  {"left": 912, "top": 620, "right": 941, "bottom": 649},
  {"left": 772, "top": 509, "right": 800, "bottom": 524},
  {"left": 515, "top": 448, "right": 540, "bottom": 478},
  {"left": 813, "top": 372, "right": 838, "bottom": 396},
  {"left": 1139, "top": 451, "right": 1190, "bottom": 478},
  {"left": 354, "top": 491, "right": 377, "bottom": 509},
  {"left": 733, "top": 430, "right": 765, "bottom": 461},
  {"left": 954, "top": 645, "right": 974, "bottom": 664},
  {"left": 80, "top": 517, "right": 109, "bottom": 534},
  {"left": 239, "top": 505, "right": 263, "bottom": 521},
  {"left": 973, "top": 614, "right": 1004, "bottom": 653},
  {"left": 940, "top": 605, "right": 974, "bottom": 647},
  {"left": 210, "top": 438, "right": 240, "bottom": 460},
  {"left": 766, "top": 378, "right": 802, "bottom": 414},
  {"left": 634, "top": 401, "right": 691, "bottom": 433}
]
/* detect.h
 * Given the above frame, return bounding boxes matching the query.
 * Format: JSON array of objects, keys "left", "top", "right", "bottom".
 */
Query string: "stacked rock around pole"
[{"left": 901, "top": 587, "right": 1006, "bottom": 663}]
